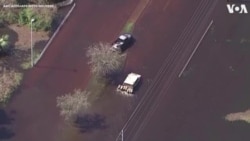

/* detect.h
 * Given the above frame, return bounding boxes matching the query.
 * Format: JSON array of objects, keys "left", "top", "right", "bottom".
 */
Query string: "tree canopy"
[{"left": 86, "top": 42, "right": 126, "bottom": 77}]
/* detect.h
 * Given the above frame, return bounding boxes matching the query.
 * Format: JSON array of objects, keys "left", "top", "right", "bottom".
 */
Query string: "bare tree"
[
  {"left": 57, "top": 89, "right": 90, "bottom": 121},
  {"left": 86, "top": 42, "right": 126, "bottom": 77}
]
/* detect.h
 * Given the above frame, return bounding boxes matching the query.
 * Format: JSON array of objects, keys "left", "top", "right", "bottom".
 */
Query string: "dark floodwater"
[
  {"left": 0, "top": 0, "right": 140, "bottom": 141},
  {"left": 1, "top": 0, "right": 250, "bottom": 141},
  {"left": 131, "top": 0, "right": 250, "bottom": 141}
]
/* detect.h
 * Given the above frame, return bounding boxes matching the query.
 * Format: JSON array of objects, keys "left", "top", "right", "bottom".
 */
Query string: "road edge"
[
  {"left": 34, "top": 3, "right": 76, "bottom": 65},
  {"left": 56, "top": 0, "right": 74, "bottom": 8}
]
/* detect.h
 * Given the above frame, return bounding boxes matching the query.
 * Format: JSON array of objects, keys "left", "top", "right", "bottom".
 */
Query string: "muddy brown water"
[
  {"left": 1, "top": 0, "right": 250, "bottom": 141},
  {"left": 0, "top": 0, "right": 140, "bottom": 141},
  {"left": 131, "top": 1, "right": 250, "bottom": 141}
]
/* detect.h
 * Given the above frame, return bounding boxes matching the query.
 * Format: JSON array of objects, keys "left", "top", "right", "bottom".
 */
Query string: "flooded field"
[{"left": 1, "top": 0, "right": 250, "bottom": 141}]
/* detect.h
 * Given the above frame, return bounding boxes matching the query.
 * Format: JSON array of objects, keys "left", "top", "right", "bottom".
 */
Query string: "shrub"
[
  {"left": 86, "top": 42, "right": 126, "bottom": 77},
  {"left": 0, "top": 68, "right": 23, "bottom": 105},
  {"left": 57, "top": 89, "right": 90, "bottom": 121},
  {"left": 0, "top": 34, "right": 10, "bottom": 55},
  {"left": 22, "top": 8, "right": 56, "bottom": 31},
  {"left": 31, "top": 8, "right": 56, "bottom": 31},
  {"left": 0, "top": 3, "right": 56, "bottom": 31},
  {"left": 0, "top": 9, "right": 18, "bottom": 24},
  {"left": 18, "top": 8, "right": 34, "bottom": 25}
]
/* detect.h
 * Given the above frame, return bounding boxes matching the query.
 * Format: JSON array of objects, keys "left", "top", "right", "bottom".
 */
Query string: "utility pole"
[{"left": 30, "top": 18, "right": 35, "bottom": 67}]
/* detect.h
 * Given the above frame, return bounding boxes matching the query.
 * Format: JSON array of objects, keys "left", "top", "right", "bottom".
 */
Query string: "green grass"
[
  {"left": 85, "top": 75, "right": 107, "bottom": 102},
  {"left": 20, "top": 58, "right": 32, "bottom": 70},
  {"left": 122, "top": 22, "right": 134, "bottom": 33},
  {"left": 20, "top": 49, "right": 41, "bottom": 70}
]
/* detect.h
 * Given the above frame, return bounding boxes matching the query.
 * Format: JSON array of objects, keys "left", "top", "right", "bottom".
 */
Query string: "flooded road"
[{"left": 1, "top": 0, "right": 250, "bottom": 141}]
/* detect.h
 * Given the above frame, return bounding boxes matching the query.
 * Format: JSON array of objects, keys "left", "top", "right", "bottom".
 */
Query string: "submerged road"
[
  {"left": 117, "top": 0, "right": 250, "bottom": 141},
  {"left": 2, "top": 0, "right": 141, "bottom": 141},
  {"left": 2, "top": 0, "right": 248, "bottom": 141},
  {"left": 117, "top": 0, "right": 218, "bottom": 141},
  {"left": 2, "top": 0, "right": 216, "bottom": 141}
]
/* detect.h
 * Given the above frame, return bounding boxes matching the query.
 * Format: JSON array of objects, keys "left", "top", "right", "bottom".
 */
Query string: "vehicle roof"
[
  {"left": 124, "top": 73, "right": 141, "bottom": 85},
  {"left": 119, "top": 35, "right": 127, "bottom": 40}
]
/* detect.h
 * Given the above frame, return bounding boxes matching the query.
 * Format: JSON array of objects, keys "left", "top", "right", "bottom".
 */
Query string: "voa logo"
[{"left": 226, "top": 4, "right": 248, "bottom": 14}]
